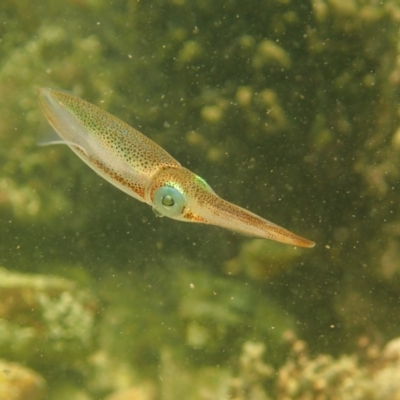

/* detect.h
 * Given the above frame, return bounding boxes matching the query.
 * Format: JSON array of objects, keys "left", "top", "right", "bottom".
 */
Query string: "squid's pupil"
[{"left": 162, "top": 195, "right": 174, "bottom": 207}]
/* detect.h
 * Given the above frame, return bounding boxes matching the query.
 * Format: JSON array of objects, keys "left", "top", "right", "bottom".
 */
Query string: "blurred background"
[{"left": 1, "top": 0, "right": 400, "bottom": 399}]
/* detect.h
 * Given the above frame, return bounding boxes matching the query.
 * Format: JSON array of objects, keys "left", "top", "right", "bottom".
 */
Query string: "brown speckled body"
[
  {"left": 38, "top": 87, "right": 179, "bottom": 203},
  {"left": 38, "top": 87, "right": 315, "bottom": 248},
  {"left": 148, "top": 167, "right": 314, "bottom": 247}
]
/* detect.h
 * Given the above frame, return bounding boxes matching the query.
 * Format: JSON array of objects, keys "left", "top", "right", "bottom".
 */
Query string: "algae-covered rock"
[
  {"left": 277, "top": 333, "right": 400, "bottom": 400},
  {"left": 103, "top": 382, "right": 156, "bottom": 400},
  {"left": 224, "top": 239, "right": 307, "bottom": 279},
  {"left": 177, "top": 268, "right": 295, "bottom": 360},
  {"left": 229, "top": 341, "right": 274, "bottom": 400},
  {"left": 158, "top": 346, "right": 232, "bottom": 400},
  {"left": 0, "top": 268, "right": 97, "bottom": 366},
  {"left": 0, "top": 359, "right": 46, "bottom": 400}
]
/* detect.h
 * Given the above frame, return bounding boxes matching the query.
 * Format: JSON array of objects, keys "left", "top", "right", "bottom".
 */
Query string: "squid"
[{"left": 38, "top": 88, "right": 315, "bottom": 248}]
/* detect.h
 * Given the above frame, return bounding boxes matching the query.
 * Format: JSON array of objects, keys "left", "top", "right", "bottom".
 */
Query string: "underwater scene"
[{"left": 1, "top": 0, "right": 400, "bottom": 399}]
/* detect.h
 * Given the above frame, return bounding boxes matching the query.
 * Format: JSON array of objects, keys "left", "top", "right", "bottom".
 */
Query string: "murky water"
[{"left": 1, "top": 1, "right": 400, "bottom": 399}]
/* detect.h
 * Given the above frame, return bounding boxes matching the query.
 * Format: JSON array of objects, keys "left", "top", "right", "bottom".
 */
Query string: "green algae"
[
  {"left": 0, "top": 359, "right": 46, "bottom": 400},
  {"left": 0, "top": 268, "right": 97, "bottom": 366}
]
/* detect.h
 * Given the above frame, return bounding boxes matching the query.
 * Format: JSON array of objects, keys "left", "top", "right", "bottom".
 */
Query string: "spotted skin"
[
  {"left": 38, "top": 87, "right": 315, "bottom": 248},
  {"left": 38, "top": 87, "right": 179, "bottom": 203}
]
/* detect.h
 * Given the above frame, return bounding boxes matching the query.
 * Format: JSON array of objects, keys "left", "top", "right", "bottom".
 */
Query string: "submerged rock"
[
  {"left": 277, "top": 333, "right": 400, "bottom": 400},
  {"left": 0, "top": 268, "right": 97, "bottom": 367},
  {"left": 0, "top": 359, "right": 46, "bottom": 400}
]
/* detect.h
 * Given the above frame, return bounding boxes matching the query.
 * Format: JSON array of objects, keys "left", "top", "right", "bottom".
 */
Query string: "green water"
[{"left": 1, "top": 1, "right": 400, "bottom": 399}]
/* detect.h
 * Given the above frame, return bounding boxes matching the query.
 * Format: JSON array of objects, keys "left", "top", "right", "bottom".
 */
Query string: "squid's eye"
[{"left": 153, "top": 186, "right": 185, "bottom": 217}]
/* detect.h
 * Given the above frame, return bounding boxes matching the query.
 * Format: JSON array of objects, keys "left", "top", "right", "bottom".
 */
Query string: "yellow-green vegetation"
[
  {"left": 1, "top": 0, "right": 400, "bottom": 398},
  {"left": 0, "top": 268, "right": 97, "bottom": 366},
  {"left": 0, "top": 359, "right": 46, "bottom": 400},
  {"left": 276, "top": 333, "right": 400, "bottom": 400},
  {"left": 224, "top": 239, "right": 307, "bottom": 279}
]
